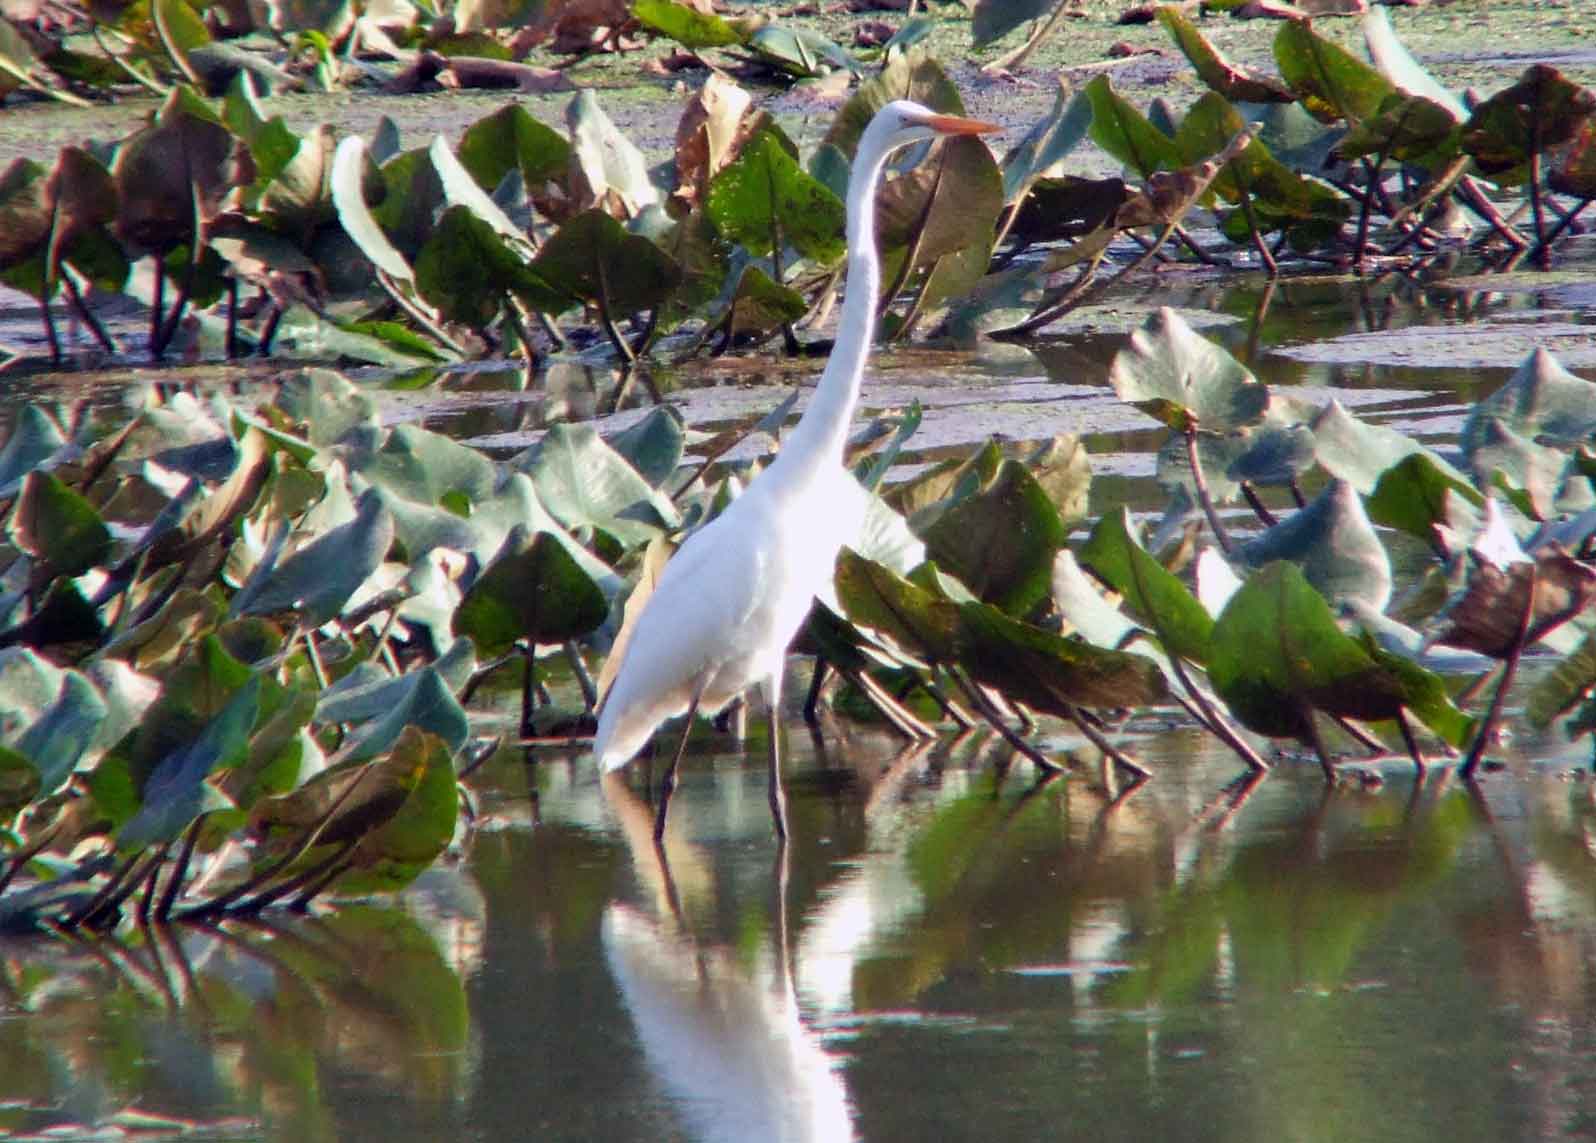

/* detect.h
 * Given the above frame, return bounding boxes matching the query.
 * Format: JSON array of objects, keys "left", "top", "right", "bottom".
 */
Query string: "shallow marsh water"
[{"left": 3, "top": 262, "right": 1596, "bottom": 1140}]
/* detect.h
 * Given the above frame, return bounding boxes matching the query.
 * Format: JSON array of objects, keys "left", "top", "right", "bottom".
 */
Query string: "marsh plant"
[{"left": 0, "top": 9, "right": 1592, "bottom": 366}]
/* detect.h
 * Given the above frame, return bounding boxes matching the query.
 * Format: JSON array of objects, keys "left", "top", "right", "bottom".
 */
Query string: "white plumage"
[{"left": 592, "top": 100, "right": 1000, "bottom": 840}]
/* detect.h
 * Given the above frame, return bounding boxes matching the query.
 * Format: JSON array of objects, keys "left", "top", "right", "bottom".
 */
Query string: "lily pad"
[
  {"left": 920, "top": 452, "right": 1067, "bottom": 616},
  {"left": 633, "top": 0, "right": 741, "bottom": 48},
  {"left": 515, "top": 422, "right": 679, "bottom": 547},
  {"left": 529, "top": 207, "right": 682, "bottom": 319},
  {"left": 1081, "top": 507, "right": 1214, "bottom": 665},
  {"left": 956, "top": 599, "right": 1169, "bottom": 713},
  {"left": 458, "top": 103, "right": 573, "bottom": 203},
  {"left": 567, "top": 90, "right": 660, "bottom": 216},
  {"left": 1108, "top": 306, "right": 1270, "bottom": 433},
  {"left": 1159, "top": 6, "right": 1294, "bottom": 105},
  {"left": 1210, "top": 561, "right": 1470, "bottom": 746},
  {"left": 707, "top": 125, "right": 845, "bottom": 266},
  {"left": 1273, "top": 18, "right": 1396, "bottom": 126},
  {"left": 1085, "top": 73, "right": 1183, "bottom": 179},
  {"left": 457, "top": 528, "right": 610, "bottom": 657},
  {"left": 1240, "top": 479, "right": 1393, "bottom": 611},
  {"left": 1461, "top": 64, "right": 1596, "bottom": 185},
  {"left": 231, "top": 489, "right": 395, "bottom": 625},
  {"left": 12, "top": 471, "right": 111, "bottom": 578}
]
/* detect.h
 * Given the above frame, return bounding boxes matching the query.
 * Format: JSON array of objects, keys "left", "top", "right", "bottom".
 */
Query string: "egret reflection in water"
[{"left": 599, "top": 774, "right": 857, "bottom": 1143}]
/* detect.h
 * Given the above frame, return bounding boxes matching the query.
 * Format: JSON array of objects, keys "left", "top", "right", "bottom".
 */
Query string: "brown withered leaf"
[
  {"left": 1226, "top": 0, "right": 1305, "bottom": 18},
  {"left": 514, "top": 0, "right": 634, "bottom": 54},
  {"left": 1009, "top": 176, "right": 1128, "bottom": 246},
  {"left": 1114, "top": 126, "right": 1250, "bottom": 228},
  {"left": 1551, "top": 120, "right": 1596, "bottom": 198},
  {"left": 853, "top": 19, "right": 894, "bottom": 46},
  {"left": 672, "top": 72, "right": 762, "bottom": 211},
  {"left": 438, "top": 55, "right": 575, "bottom": 91},
  {"left": 1107, "top": 41, "right": 1162, "bottom": 58},
  {"left": 643, "top": 48, "right": 707, "bottom": 74},
  {"left": 113, "top": 87, "right": 252, "bottom": 257},
  {"left": 1436, "top": 546, "right": 1596, "bottom": 658}
]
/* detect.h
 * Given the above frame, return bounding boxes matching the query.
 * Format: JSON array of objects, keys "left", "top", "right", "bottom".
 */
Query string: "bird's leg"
[
  {"left": 654, "top": 694, "right": 702, "bottom": 845},
  {"left": 765, "top": 673, "right": 789, "bottom": 843}
]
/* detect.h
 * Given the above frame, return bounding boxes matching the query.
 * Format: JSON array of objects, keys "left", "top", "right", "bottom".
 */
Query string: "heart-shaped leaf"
[
  {"left": 1081, "top": 506, "right": 1214, "bottom": 665},
  {"left": 1240, "top": 479, "right": 1393, "bottom": 611},
  {"left": 457, "top": 528, "right": 609, "bottom": 656},
  {"left": 1109, "top": 307, "right": 1270, "bottom": 433},
  {"left": 1210, "top": 561, "right": 1470, "bottom": 745},
  {"left": 707, "top": 125, "right": 845, "bottom": 265}
]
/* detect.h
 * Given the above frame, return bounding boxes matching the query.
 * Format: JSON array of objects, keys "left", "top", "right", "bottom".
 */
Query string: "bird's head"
[
  {"left": 868, "top": 99, "right": 1002, "bottom": 154},
  {"left": 867, "top": 99, "right": 1001, "bottom": 151}
]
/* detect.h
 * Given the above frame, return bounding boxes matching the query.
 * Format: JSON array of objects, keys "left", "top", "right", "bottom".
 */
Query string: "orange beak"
[{"left": 926, "top": 113, "right": 1002, "bottom": 136}]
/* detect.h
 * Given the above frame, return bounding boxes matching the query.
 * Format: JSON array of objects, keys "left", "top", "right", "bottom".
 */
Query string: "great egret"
[{"left": 593, "top": 100, "right": 1000, "bottom": 842}]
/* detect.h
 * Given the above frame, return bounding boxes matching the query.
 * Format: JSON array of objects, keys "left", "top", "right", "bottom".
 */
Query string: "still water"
[
  {"left": 3, "top": 267, "right": 1596, "bottom": 1140},
  {"left": 5, "top": 723, "right": 1596, "bottom": 1141}
]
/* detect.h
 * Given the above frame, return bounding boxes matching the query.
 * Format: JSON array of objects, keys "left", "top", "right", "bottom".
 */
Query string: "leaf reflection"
[{"left": 0, "top": 894, "right": 476, "bottom": 1139}]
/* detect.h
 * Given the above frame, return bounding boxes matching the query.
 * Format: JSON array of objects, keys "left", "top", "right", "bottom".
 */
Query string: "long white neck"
[{"left": 776, "top": 127, "right": 896, "bottom": 473}]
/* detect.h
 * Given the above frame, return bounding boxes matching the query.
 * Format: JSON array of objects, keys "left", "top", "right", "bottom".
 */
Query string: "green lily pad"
[
  {"left": 1109, "top": 306, "right": 1270, "bottom": 433},
  {"left": 0, "top": 405, "right": 67, "bottom": 492},
  {"left": 336, "top": 727, "right": 460, "bottom": 894},
  {"left": 1273, "top": 18, "right": 1396, "bottom": 126},
  {"left": 332, "top": 135, "right": 418, "bottom": 281},
  {"left": 633, "top": 0, "right": 742, "bottom": 48},
  {"left": 1002, "top": 84, "right": 1093, "bottom": 202},
  {"left": 118, "top": 674, "right": 259, "bottom": 848},
  {"left": 529, "top": 207, "right": 681, "bottom": 319},
  {"left": 1085, "top": 73, "right": 1184, "bottom": 179},
  {"left": 745, "top": 24, "right": 858, "bottom": 79},
  {"left": 822, "top": 51, "right": 964, "bottom": 160},
  {"left": 1175, "top": 92, "right": 1350, "bottom": 246},
  {"left": 516, "top": 422, "right": 679, "bottom": 548},
  {"left": 15, "top": 671, "right": 108, "bottom": 796},
  {"left": 1366, "top": 452, "right": 1486, "bottom": 545},
  {"left": 921, "top": 453, "right": 1067, "bottom": 616},
  {"left": 971, "top": 0, "right": 1049, "bottom": 47},
  {"left": 416, "top": 205, "right": 567, "bottom": 331},
  {"left": 319, "top": 664, "right": 470, "bottom": 761},
  {"left": 1461, "top": 347, "right": 1596, "bottom": 459},
  {"left": 1337, "top": 92, "right": 1460, "bottom": 169},
  {"left": 835, "top": 546, "right": 960, "bottom": 662},
  {"left": 956, "top": 599, "right": 1169, "bottom": 713},
  {"left": 1240, "top": 479, "right": 1393, "bottom": 611},
  {"left": 1210, "top": 561, "right": 1471, "bottom": 746},
  {"left": 12, "top": 471, "right": 111, "bottom": 578},
  {"left": 361, "top": 423, "right": 499, "bottom": 507},
  {"left": 718, "top": 263, "right": 808, "bottom": 340},
  {"left": 707, "top": 125, "right": 845, "bottom": 266},
  {"left": 608, "top": 405, "right": 686, "bottom": 489},
  {"left": 1310, "top": 398, "right": 1466, "bottom": 494},
  {"left": 231, "top": 490, "right": 395, "bottom": 625},
  {"left": 457, "top": 102, "right": 572, "bottom": 201},
  {"left": 1081, "top": 507, "right": 1214, "bottom": 666},
  {"left": 457, "top": 528, "right": 610, "bottom": 657}
]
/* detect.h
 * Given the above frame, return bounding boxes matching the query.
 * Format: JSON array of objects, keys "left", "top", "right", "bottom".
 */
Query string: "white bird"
[{"left": 593, "top": 100, "right": 1000, "bottom": 842}]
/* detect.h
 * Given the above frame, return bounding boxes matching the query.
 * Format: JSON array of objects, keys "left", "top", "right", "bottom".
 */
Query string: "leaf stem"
[{"left": 1184, "top": 424, "right": 1233, "bottom": 555}]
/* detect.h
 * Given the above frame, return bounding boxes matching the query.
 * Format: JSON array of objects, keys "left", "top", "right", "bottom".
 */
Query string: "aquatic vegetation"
[
  {"left": 1, "top": 7, "right": 1592, "bottom": 366},
  {"left": 0, "top": 292, "right": 1593, "bottom": 930}
]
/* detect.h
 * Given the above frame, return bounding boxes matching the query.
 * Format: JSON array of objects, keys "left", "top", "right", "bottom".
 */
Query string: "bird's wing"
[{"left": 592, "top": 511, "right": 771, "bottom": 770}]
